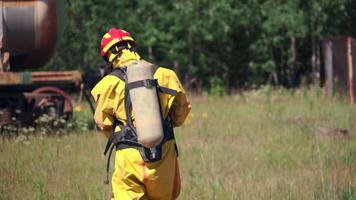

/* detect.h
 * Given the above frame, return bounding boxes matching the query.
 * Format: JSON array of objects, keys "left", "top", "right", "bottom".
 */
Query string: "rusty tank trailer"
[{"left": 0, "top": 0, "right": 89, "bottom": 126}]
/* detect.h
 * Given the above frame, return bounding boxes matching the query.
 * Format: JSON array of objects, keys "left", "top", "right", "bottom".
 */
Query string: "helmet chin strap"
[
  {"left": 110, "top": 53, "right": 121, "bottom": 68},
  {"left": 109, "top": 45, "right": 126, "bottom": 68}
]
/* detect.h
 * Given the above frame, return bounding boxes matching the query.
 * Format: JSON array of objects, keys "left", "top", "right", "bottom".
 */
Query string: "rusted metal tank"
[
  {"left": 1, "top": 0, "right": 65, "bottom": 70},
  {"left": 323, "top": 36, "right": 356, "bottom": 103}
]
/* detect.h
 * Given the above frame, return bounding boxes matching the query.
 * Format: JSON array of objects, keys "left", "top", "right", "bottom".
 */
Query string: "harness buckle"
[{"left": 143, "top": 79, "right": 154, "bottom": 88}]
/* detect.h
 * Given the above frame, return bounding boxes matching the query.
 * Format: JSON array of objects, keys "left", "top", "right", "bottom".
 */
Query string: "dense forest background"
[{"left": 49, "top": 0, "right": 356, "bottom": 93}]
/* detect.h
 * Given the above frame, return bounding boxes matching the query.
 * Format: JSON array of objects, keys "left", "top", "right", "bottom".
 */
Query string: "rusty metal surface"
[
  {"left": 3, "top": 6, "right": 35, "bottom": 53},
  {"left": 323, "top": 37, "right": 348, "bottom": 95},
  {"left": 0, "top": 72, "right": 21, "bottom": 84},
  {"left": 324, "top": 41, "right": 333, "bottom": 97},
  {"left": 0, "top": 108, "right": 11, "bottom": 125},
  {"left": 0, "top": 70, "right": 82, "bottom": 86},
  {"left": 0, "top": 90, "right": 69, "bottom": 126},
  {"left": 2, "top": 0, "right": 59, "bottom": 69},
  {"left": 31, "top": 86, "right": 73, "bottom": 114},
  {"left": 323, "top": 36, "right": 356, "bottom": 102},
  {"left": 0, "top": 0, "right": 3, "bottom": 49},
  {"left": 31, "top": 71, "right": 82, "bottom": 85},
  {"left": 351, "top": 38, "right": 356, "bottom": 100},
  {"left": 347, "top": 37, "right": 354, "bottom": 103}
]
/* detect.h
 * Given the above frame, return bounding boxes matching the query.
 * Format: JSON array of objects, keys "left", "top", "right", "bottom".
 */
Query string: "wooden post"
[
  {"left": 0, "top": 4, "right": 9, "bottom": 72},
  {"left": 0, "top": 1, "right": 3, "bottom": 72},
  {"left": 325, "top": 41, "right": 333, "bottom": 98},
  {"left": 347, "top": 37, "right": 354, "bottom": 103}
]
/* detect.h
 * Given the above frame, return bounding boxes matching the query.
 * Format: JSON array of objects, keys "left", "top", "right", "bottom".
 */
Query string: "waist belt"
[{"left": 103, "top": 120, "right": 178, "bottom": 184}]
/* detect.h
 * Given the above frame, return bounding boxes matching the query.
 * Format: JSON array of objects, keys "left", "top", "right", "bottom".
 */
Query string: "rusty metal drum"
[{"left": 1, "top": 0, "right": 66, "bottom": 70}]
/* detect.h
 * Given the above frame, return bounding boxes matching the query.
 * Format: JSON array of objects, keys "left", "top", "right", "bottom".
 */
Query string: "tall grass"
[{"left": 1, "top": 87, "right": 355, "bottom": 199}]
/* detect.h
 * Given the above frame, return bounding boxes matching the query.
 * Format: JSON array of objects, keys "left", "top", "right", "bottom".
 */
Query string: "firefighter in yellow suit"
[{"left": 91, "top": 28, "right": 191, "bottom": 200}]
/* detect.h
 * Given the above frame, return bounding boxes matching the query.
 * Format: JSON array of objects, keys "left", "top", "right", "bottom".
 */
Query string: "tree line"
[{"left": 50, "top": 0, "right": 356, "bottom": 93}]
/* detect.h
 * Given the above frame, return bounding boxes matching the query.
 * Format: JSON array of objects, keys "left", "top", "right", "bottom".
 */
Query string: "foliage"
[
  {"left": 49, "top": 0, "right": 355, "bottom": 91},
  {"left": 209, "top": 76, "right": 226, "bottom": 96}
]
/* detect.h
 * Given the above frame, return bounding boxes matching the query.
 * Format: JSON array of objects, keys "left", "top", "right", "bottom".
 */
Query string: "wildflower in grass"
[
  {"left": 185, "top": 118, "right": 191, "bottom": 125},
  {"left": 74, "top": 105, "right": 82, "bottom": 112},
  {"left": 202, "top": 112, "right": 209, "bottom": 119},
  {"left": 184, "top": 113, "right": 194, "bottom": 125}
]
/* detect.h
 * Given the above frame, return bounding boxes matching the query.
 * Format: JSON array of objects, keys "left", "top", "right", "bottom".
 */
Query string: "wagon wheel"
[{"left": 31, "top": 86, "right": 73, "bottom": 118}]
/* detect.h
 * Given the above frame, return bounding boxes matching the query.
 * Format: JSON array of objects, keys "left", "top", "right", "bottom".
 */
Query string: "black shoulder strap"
[
  {"left": 158, "top": 86, "right": 178, "bottom": 96},
  {"left": 151, "top": 65, "right": 177, "bottom": 96},
  {"left": 109, "top": 68, "right": 126, "bottom": 81}
]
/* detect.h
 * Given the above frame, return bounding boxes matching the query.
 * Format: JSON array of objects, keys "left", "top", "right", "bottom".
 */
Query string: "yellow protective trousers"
[
  {"left": 91, "top": 61, "right": 191, "bottom": 200},
  {"left": 112, "top": 141, "right": 180, "bottom": 200}
]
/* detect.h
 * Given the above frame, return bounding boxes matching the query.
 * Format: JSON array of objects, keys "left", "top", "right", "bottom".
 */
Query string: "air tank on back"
[{"left": 1, "top": 0, "right": 66, "bottom": 70}]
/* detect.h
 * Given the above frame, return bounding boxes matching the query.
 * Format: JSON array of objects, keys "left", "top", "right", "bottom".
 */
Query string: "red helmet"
[{"left": 100, "top": 28, "right": 135, "bottom": 59}]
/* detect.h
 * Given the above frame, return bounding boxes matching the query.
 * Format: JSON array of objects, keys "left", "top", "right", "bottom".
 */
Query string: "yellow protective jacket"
[{"left": 91, "top": 62, "right": 191, "bottom": 200}]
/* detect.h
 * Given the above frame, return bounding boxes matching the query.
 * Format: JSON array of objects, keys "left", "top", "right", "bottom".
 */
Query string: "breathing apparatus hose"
[
  {"left": 103, "top": 139, "right": 142, "bottom": 184},
  {"left": 82, "top": 86, "right": 96, "bottom": 115}
]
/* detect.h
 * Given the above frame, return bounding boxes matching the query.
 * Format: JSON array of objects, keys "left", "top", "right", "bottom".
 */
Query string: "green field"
[{"left": 1, "top": 88, "right": 355, "bottom": 200}]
